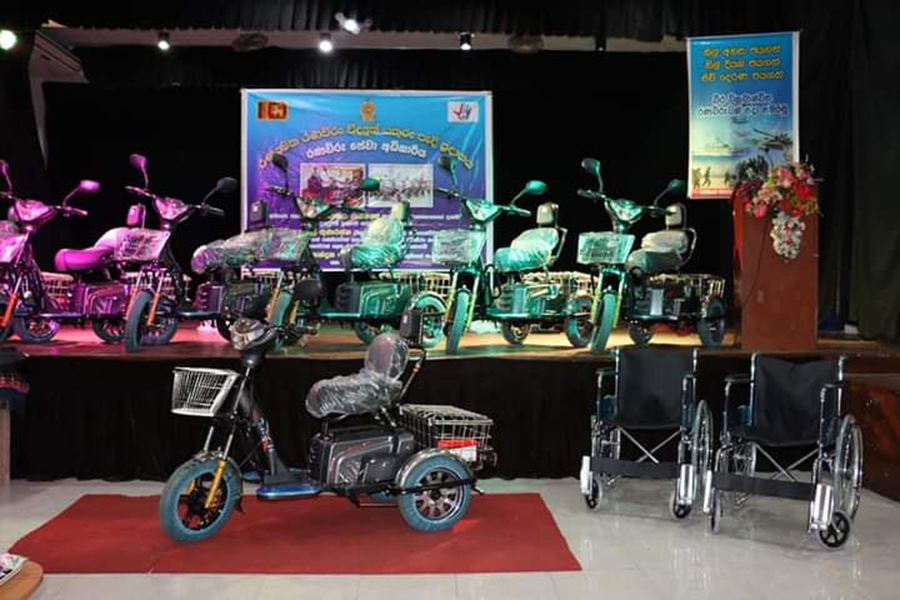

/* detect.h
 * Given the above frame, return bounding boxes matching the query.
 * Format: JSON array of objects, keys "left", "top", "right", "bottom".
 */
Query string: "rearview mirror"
[
  {"left": 523, "top": 180, "right": 547, "bottom": 196},
  {"left": 216, "top": 177, "right": 238, "bottom": 194},
  {"left": 78, "top": 180, "right": 101, "bottom": 194},
  {"left": 359, "top": 178, "right": 380, "bottom": 193},
  {"left": 130, "top": 153, "right": 149, "bottom": 188},
  {"left": 581, "top": 158, "right": 603, "bottom": 193},
  {"left": 667, "top": 179, "right": 686, "bottom": 196},
  {"left": 272, "top": 153, "right": 288, "bottom": 172},
  {"left": 0, "top": 160, "right": 11, "bottom": 192}
]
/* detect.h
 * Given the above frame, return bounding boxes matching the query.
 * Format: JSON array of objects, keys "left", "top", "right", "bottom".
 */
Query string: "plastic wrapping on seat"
[
  {"left": 625, "top": 230, "right": 689, "bottom": 275},
  {"left": 306, "top": 333, "right": 410, "bottom": 419},
  {"left": 641, "top": 231, "right": 689, "bottom": 255},
  {"left": 342, "top": 214, "right": 406, "bottom": 270},
  {"left": 493, "top": 228, "right": 559, "bottom": 272},
  {"left": 191, "top": 229, "right": 314, "bottom": 273}
]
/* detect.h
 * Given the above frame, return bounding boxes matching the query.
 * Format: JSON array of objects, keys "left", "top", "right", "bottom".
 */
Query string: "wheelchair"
[
  {"left": 705, "top": 354, "right": 863, "bottom": 549},
  {"left": 580, "top": 346, "right": 713, "bottom": 519}
]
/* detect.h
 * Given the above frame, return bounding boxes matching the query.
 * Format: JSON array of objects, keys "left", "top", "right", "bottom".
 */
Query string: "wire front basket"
[
  {"left": 171, "top": 367, "right": 240, "bottom": 417},
  {"left": 399, "top": 404, "right": 494, "bottom": 464}
]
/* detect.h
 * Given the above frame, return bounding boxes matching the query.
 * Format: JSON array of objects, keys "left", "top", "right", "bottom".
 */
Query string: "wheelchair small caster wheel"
[
  {"left": 669, "top": 490, "right": 692, "bottom": 520},
  {"left": 709, "top": 490, "right": 722, "bottom": 533},
  {"left": 584, "top": 476, "right": 602, "bottom": 510},
  {"left": 817, "top": 510, "right": 851, "bottom": 550}
]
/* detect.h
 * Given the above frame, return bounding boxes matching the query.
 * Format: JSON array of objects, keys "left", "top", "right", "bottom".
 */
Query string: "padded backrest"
[
  {"left": 665, "top": 203, "right": 686, "bottom": 228},
  {"left": 750, "top": 356, "right": 840, "bottom": 446},
  {"left": 536, "top": 202, "right": 558, "bottom": 227},
  {"left": 615, "top": 346, "right": 695, "bottom": 429},
  {"left": 364, "top": 332, "right": 409, "bottom": 379}
]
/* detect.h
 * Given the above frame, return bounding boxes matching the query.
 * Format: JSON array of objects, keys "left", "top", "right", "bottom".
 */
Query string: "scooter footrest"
[
  {"left": 257, "top": 480, "right": 322, "bottom": 500},
  {"left": 38, "top": 312, "right": 82, "bottom": 320},
  {"left": 712, "top": 473, "right": 813, "bottom": 501},
  {"left": 590, "top": 457, "right": 679, "bottom": 480}
]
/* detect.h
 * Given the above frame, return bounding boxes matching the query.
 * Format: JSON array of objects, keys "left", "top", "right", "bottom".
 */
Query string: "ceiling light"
[
  {"left": 157, "top": 31, "right": 171, "bottom": 51},
  {"left": 318, "top": 32, "right": 333, "bottom": 54},
  {"left": 459, "top": 32, "right": 473, "bottom": 51},
  {"left": 335, "top": 12, "right": 368, "bottom": 35},
  {"left": 0, "top": 30, "right": 17, "bottom": 51}
]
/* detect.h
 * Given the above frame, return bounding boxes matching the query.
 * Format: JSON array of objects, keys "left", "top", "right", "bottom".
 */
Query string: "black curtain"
[
  {"left": 45, "top": 51, "right": 732, "bottom": 284},
  {"left": 0, "top": 31, "right": 46, "bottom": 202},
  {"left": 849, "top": 1, "right": 900, "bottom": 342}
]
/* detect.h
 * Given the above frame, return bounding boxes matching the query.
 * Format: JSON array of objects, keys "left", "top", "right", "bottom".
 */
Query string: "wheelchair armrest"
[
  {"left": 724, "top": 373, "right": 751, "bottom": 386},
  {"left": 681, "top": 373, "right": 698, "bottom": 406},
  {"left": 596, "top": 366, "right": 615, "bottom": 391}
]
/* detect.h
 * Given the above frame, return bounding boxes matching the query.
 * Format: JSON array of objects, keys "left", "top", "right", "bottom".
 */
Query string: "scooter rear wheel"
[
  {"left": 397, "top": 455, "right": 472, "bottom": 532},
  {"left": 159, "top": 456, "right": 241, "bottom": 543},
  {"left": 13, "top": 297, "right": 61, "bottom": 343},
  {"left": 91, "top": 319, "right": 126, "bottom": 343},
  {"left": 501, "top": 322, "right": 531, "bottom": 345}
]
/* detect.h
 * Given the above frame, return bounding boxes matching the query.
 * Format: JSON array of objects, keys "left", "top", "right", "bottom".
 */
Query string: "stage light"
[
  {"left": 157, "top": 31, "right": 171, "bottom": 51},
  {"left": 335, "top": 12, "right": 369, "bottom": 35},
  {"left": 0, "top": 30, "right": 17, "bottom": 51},
  {"left": 594, "top": 35, "right": 606, "bottom": 52},
  {"left": 459, "top": 32, "right": 473, "bottom": 51},
  {"left": 318, "top": 32, "right": 333, "bottom": 54}
]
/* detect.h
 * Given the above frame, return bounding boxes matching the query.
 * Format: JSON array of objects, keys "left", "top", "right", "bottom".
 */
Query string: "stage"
[{"left": 6, "top": 325, "right": 900, "bottom": 485}]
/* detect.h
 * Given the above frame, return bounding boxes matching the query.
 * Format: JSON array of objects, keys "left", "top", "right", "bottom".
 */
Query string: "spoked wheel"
[
  {"left": 13, "top": 297, "right": 61, "bottom": 343},
  {"left": 690, "top": 401, "right": 713, "bottom": 503},
  {"left": 588, "top": 292, "right": 618, "bottom": 355},
  {"left": 564, "top": 293, "right": 593, "bottom": 348},
  {"left": 159, "top": 457, "right": 241, "bottom": 543},
  {"left": 698, "top": 298, "right": 727, "bottom": 347},
  {"left": 731, "top": 442, "right": 757, "bottom": 509},
  {"left": 397, "top": 455, "right": 472, "bottom": 532},
  {"left": 91, "top": 318, "right": 126, "bottom": 343},
  {"left": 585, "top": 476, "right": 602, "bottom": 510},
  {"left": 501, "top": 321, "right": 532, "bottom": 345},
  {"left": 817, "top": 510, "right": 852, "bottom": 550},
  {"left": 628, "top": 322, "right": 654, "bottom": 346},
  {"left": 834, "top": 415, "right": 863, "bottom": 519}
]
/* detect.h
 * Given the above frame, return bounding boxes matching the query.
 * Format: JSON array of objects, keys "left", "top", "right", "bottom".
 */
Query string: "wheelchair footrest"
[
  {"left": 713, "top": 473, "right": 813, "bottom": 501},
  {"left": 591, "top": 457, "right": 679, "bottom": 480}
]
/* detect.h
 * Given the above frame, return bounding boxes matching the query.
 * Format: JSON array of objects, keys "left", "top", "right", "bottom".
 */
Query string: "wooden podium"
[{"left": 733, "top": 203, "right": 818, "bottom": 352}]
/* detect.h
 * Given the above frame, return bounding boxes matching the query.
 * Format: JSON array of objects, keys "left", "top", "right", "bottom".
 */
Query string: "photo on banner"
[
  {"left": 687, "top": 32, "right": 799, "bottom": 199},
  {"left": 241, "top": 90, "right": 493, "bottom": 270}
]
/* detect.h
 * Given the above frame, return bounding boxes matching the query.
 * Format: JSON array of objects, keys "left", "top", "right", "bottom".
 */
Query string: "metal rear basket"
[
  {"left": 378, "top": 271, "right": 452, "bottom": 302},
  {"left": 171, "top": 367, "right": 240, "bottom": 417},
  {"left": 398, "top": 404, "right": 494, "bottom": 464},
  {"left": 40, "top": 272, "right": 75, "bottom": 310}
]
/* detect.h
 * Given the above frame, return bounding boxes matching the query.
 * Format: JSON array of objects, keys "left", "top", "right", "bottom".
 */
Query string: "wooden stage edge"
[{"left": 5, "top": 325, "right": 900, "bottom": 368}]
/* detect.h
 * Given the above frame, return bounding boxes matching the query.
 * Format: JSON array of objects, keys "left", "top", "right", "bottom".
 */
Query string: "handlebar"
[
  {"left": 61, "top": 206, "right": 89, "bottom": 218},
  {"left": 203, "top": 205, "right": 225, "bottom": 218},
  {"left": 266, "top": 185, "right": 294, "bottom": 197},
  {"left": 125, "top": 186, "right": 154, "bottom": 199},
  {"left": 505, "top": 205, "right": 531, "bottom": 218},
  {"left": 577, "top": 189, "right": 604, "bottom": 201}
]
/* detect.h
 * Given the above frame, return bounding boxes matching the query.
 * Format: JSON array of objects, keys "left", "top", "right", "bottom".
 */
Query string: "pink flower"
[{"left": 754, "top": 204, "right": 768, "bottom": 218}]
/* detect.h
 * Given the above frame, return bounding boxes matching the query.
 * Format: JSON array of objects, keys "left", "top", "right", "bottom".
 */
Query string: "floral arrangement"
[{"left": 733, "top": 157, "right": 819, "bottom": 260}]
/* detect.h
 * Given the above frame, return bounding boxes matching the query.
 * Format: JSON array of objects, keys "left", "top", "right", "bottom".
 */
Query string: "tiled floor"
[{"left": 1, "top": 477, "right": 897, "bottom": 599}]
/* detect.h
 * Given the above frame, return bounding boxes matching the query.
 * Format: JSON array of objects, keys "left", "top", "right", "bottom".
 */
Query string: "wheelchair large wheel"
[
  {"left": 691, "top": 401, "right": 713, "bottom": 493},
  {"left": 709, "top": 490, "right": 723, "bottom": 533},
  {"left": 501, "top": 321, "right": 531, "bottom": 345},
  {"left": 816, "top": 509, "right": 851, "bottom": 550},
  {"left": 445, "top": 289, "right": 471, "bottom": 355},
  {"left": 834, "top": 415, "right": 863, "bottom": 519},
  {"left": 588, "top": 292, "right": 618, "bottom": 354}
]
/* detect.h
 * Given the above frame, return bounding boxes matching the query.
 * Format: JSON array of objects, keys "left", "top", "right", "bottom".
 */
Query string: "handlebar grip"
[
  {"left": 577, "top": 189, "right": 599, "bottom": 200},
  {"left": 508, "top": 206, "right": 531, "bottom": 218},
  {"left": 204, "top": 205, "right": 226, "bottom": 217},
  {"left": 61, "top": 206, "right": 89, "bottom": 217},
  {"left": 266, "top": 185, "right": 292, "bottom": 197},
  {"left": 125, "top": 186, "right": 151, "bottom": 198},
  {"left": 434, "top": 187, "right": 459, "bottom": 198}
]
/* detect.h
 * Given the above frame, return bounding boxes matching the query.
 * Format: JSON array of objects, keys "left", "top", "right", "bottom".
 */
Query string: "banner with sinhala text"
[
  {"left": 242, "top": 90, "right": 493, "bottom": 270},
  {"left": 687, "top": 32, "right": 799, "bottom": 199}
]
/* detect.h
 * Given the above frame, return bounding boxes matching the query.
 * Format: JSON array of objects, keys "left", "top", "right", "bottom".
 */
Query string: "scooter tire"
[
  {"left": 159, "top": 457, "right": 241, "bottom": 544},
  {"left": 124, "top": 290, "right": 178, "bottom": 353},
  {"left": 445, "top": 289, "right": 471, "bottom": 355},
  {"left": 588, "top": 292, "right": 618, "bottom": 354},
  {"left": 397, "top": 454, "right": 472, "bottom": 532}
]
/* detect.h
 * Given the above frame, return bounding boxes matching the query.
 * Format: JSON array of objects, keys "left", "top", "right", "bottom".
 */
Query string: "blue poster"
[
  {"left": 241, "top": 90, "right": 493, "bottom": 270},
  {"left": 687, "top": 32, "right": 799, "bottom": 199}
]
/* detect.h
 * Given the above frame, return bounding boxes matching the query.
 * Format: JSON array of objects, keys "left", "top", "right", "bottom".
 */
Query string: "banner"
[
  {"left": 242, "top": 90, "right": 493, "bottom": 270},
  {"left": 687, "top": 32, "right": 799, "bottom": 199}
]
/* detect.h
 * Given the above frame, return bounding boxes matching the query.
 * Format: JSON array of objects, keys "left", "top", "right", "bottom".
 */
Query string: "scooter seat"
[
  {"left": 493, "top": 228, "right": 559, "bottom": 273},
  {"left": 340, "top": 242, "right": 404, "bottom": 271},
  {"left": 625, "top": 230, "right": 689, "bottom": 275},
  {"left": 54, "top": 246, "right": 114, "bottom": 272}
]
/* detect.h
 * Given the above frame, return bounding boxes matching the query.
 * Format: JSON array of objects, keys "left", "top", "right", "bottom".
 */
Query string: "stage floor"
[{"left": 5, "top": 324, "right": 897, "bottom": 363}]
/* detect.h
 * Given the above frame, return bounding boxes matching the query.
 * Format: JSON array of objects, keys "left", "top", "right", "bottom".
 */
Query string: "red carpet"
[{"left": 10, "top": 493, "right": 580, "bottom": 574}]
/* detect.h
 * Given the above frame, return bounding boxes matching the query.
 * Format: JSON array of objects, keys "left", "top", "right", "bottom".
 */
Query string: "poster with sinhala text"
[
  {"left": 242, "top": 90, "right": 493, "bottom": 270},
  {"left": 687, "top": 32, "right": 799, "bottom": 199}
]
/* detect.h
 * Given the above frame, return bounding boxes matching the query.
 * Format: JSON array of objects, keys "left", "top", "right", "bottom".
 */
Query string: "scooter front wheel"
[
  {"left": 397, "top": 455, "right": 472, "bottom": 532},
  {"left": 445, "top": 289, "right": 471, "bottom": 355},
  {"left": 588, "top": 292, "right": 618, "bottom": 354},
  {"left": 124, "top": 290, "right": 178, "bottom": 352},
  {"left": 13, "top": 298, "right": 61, "bottom": 343},
  {"left": 159, "top": 456, "right": 241, "bottom": 543}
]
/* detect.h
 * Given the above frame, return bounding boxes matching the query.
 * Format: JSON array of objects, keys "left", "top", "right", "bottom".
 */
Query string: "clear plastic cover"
[
  {"left": 493, "top": 228, "right": 559, "bottom": 272},
  {"left": 0, "top": 232, "right": 27, "bottom": 264},
  {"left": 577, "top": 232, "right": 636, "bottom": 265},
  {"left": 640, "top": 230, "right": 689, "bottom": 256},
  {"left": 306, "top": 333, "right": 410, "bottom": 419},
  {"left": 432, "top": 229, "right": 486, "bottom": 265},
  {"left": 343, "top": 214, "right": 407, "bottom": 269},
  {"left": 191, "top": 229, "right": 315, "bottom": 273},
  {"left": 114, "top": 228, "right": 172, "bottom": 263}
]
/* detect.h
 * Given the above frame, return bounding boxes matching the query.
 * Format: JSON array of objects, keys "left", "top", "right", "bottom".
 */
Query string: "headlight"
[{"left": 230, "top": 318, "right": 266, "bottom": 351}]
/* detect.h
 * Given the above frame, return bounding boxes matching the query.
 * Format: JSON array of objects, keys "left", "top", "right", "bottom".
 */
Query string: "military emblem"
[{"left": 360, "top": 99, "right": 376, "bottom": 122}]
